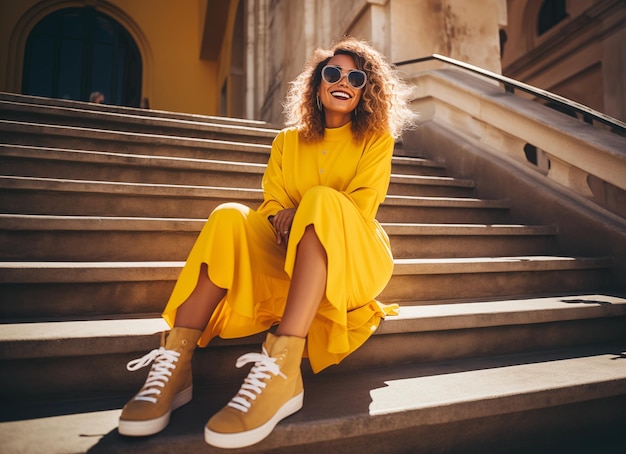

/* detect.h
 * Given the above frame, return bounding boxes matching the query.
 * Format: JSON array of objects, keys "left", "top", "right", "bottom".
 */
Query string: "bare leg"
[
  {"left": 174, "top": 263, "right": 227, "bottom": 331},
  {"left": 276, "top": 225, "right": 328, "bottom": 338}
]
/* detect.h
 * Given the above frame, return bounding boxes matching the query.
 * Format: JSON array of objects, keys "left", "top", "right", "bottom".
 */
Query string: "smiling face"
[{"left": 318, "top": 53, "right": 363, "bottom": 128}]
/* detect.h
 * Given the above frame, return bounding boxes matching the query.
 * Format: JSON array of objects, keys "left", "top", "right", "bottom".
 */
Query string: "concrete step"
[
  {"left": 0, "top": 144, "right": 267, "bottom": 189},
  {"left": 1, "top": 340, "right": 625, "bottom": 453},
  {"left": 0, "top": 144, "right": 468, "bottom": 196},
  {"left": 0, "top": 176, "right": 510, "bottom": 223},
  {"left": 381, "top": 255, "right": 612, "bottom": 302},
  {"left": 0, "top": 175, "right": 263, "bottom": 220},
  {"left": 388, "top": 173, "right": 475, "bottom": 197},
  {"left": 0, "top": 258, "right": 613, "bottom": 319},
  {"left": 384, "top": 154, "right": 448, "bottom": 176},
  {"left": 0, "top": 214, "right": 557, "bottom": 261},
  {"left": 1, "top": 294, "right": 624, "bottom": 399},
  {"left": 0, "top": 120, "right": 448, "bottom": 174},
  {"left": 3, "top": 93, "right": 624, "bottom": 454},
  {"left": 0, "top": 99, "right": 280, "bottom": 144},
  {"left": 0, "top": 91, "right": 280, "bottom": 129},
  {"left": 384, "top": 222, "right": 557, "bottom": 258},
  {"left": 0, "top": 119, "right": 273, "bottom": 164}
]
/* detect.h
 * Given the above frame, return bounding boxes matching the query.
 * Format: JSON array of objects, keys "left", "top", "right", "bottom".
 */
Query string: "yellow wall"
[
  {"left": 217, "top": 0, "right": 241, "bottom": 117},
  {"left": 0, "top": 0, "right": 220, "bottom": 115}
]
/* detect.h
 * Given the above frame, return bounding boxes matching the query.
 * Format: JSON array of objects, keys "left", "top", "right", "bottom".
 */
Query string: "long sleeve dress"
[{"left": 161, "top": 122, "right": 397, "bottom": 373}]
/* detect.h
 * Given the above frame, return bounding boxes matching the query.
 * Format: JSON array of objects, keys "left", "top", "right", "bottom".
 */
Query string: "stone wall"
[
  {"left": 502, "top": 0, "right": 625, "bottom": 122},
  {"left": 247, "top": 0, "right": 504, "bottom": 124}
]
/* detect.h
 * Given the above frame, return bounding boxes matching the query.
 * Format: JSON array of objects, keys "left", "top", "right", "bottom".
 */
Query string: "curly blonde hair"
[{"left": 283, "top": 37, "right": 417, "bottom": 142}]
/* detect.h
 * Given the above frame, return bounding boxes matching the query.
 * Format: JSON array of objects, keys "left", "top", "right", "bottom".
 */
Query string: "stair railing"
[{"left": 395, "top": 54, "right": 626, "bottom": 136}]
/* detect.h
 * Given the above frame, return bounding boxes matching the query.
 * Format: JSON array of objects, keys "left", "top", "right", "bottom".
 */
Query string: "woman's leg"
[
  {"left": 205, "top": 224, "right": 327, "bottom": 448},
  {"left": 174, "top": 263, "right": 226, "bottom": 331},
  {"left": 174, "top": 223, "right": 326, "bottom": 337},
  {"left": 119, "top": 264, "right": 226, "bottom": 437},
  {"left": 276, "top": 224, "right": 327, "bottom": 337}
]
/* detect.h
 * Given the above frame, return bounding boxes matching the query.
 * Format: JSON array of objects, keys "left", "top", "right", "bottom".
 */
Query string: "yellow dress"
[{"left": 162, "top": 122, "right": 396, "bottom": 373}]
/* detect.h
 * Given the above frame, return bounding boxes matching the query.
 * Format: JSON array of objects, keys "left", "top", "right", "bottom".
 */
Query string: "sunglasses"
[{"left": 321, "top": 65, "right": 367, "bottom": 90}]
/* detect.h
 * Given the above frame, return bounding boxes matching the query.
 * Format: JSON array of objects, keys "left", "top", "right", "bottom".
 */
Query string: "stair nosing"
[
  {"left": 0, "top": 143, "right": 268, "bottom": 173},
  {"left": 0, "top": 214, "right": 557, "bottom": 235},
  {"left": 384, "top": 194, "right": 509, "bottom": 208},
  {"left": 0, "top": 175, "right": 507, "bottom": 208},
  {"left": 0, "top": 143, "right": 444, "bottom": 172},
  {"left": 377, "top": 294, "right": 626, "bottom": 334},
  {"left": 390, "top": 173, "right": 475, "bottom": 187},
  {"left": 392, "top": 155, "right": 446, "bottom": 168},
  {"left": 0, "top": 99, "right": 281, "bottom": 137},
  {"left": 0, "top": 92, "right": 282, "bottom": 128},
  {"left": 393, "top": 255, "right": 613, "bottom": 274},
  {"left": 0, "top": 119, "right": 272, "bottom": 154},
  {"left": 0, "top": 175, "right": 263, "bottom": 199},
  {"left": 0, "top": 256, "right": 612, "bottom": 283}
]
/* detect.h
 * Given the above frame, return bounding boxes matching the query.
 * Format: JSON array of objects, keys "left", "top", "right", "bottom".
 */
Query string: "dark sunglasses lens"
[
  {"left": 323, "top": 66, "right": 341, "bottom": 83},
  {"left": 348, "top": 71, "right": 365, "bottom": 88}
]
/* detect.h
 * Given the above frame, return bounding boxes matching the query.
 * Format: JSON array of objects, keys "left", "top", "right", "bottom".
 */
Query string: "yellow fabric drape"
[{"left": 162, "top": 123, "right": 398, "bottom": 373}]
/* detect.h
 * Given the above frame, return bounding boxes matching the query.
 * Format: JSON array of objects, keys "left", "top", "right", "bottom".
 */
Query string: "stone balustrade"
[{"left": 405, "top": 68, "right": 626, "bottom": 218}]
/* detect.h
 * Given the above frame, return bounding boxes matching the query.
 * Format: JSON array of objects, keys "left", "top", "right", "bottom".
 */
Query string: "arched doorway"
[{"left": 22, "top": 7, "right": 142, "bottom": 106}]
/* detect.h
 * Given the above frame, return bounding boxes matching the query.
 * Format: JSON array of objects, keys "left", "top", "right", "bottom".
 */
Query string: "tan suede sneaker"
[
  {"left": 118, "top": 327, "right": 202, "bottom": 436},
  {"left": 204, "top": 333, "right": 306, "bottom": 448}
]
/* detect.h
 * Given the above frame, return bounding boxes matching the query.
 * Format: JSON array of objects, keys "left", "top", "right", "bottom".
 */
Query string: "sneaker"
[
  {"left": 118, "top": 327, "right": 202, "bottom": 436},
  {"left": 204, "top": 333, "right": 306, "bottom": 448}
]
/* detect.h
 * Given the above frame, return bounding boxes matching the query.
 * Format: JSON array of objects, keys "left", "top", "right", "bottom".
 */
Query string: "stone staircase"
[{"left": 1, "top": 93, "right": 625, "bottom": 453}]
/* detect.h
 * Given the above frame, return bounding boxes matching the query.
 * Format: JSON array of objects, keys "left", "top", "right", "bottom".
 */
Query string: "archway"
[{"left": 22, "top": 6, "right": 142, "bottom": 106}]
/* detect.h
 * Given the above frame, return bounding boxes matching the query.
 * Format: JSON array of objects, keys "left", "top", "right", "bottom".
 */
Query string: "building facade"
[
  {"left": 502, "top": 0, "right": 625, "bottom": 123},
  {"left": 1, "top": 0, "right": 623, "bottom": 124}
]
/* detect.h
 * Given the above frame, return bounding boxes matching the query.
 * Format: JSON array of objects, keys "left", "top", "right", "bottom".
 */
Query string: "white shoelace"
[
  {"left": 228, "top": 346, "right": 286, "bottom": 413},
  {"left": 126, "top": 347, "right": 181, "bottom": 404}
]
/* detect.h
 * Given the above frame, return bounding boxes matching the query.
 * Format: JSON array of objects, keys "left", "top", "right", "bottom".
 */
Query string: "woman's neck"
[{"left": 323, "top": 112, "right": 352, "bottom": 129}]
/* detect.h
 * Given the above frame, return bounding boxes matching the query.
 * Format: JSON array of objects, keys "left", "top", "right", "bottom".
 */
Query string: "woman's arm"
[
  {"left": 257, "top": 131, "right": 298, "bottom": 244},
  {"left": 342, "top": 132, "right": 395, "bottom": 222},
  {"left": 257, "top": 131, "right": 296, "bottom": 218}
]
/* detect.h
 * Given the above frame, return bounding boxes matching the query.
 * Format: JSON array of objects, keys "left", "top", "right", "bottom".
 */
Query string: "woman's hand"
[{"left": 270, "top": 208, "right": 296, "bottom": 245}]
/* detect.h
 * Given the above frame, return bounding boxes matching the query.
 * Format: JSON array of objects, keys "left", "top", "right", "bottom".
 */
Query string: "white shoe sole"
[
  {"left": 204, "top": 391, "right": 304, "bottom": 448},
  {"left": 118, "top": 385, "right": 193, "bottom": 436}
]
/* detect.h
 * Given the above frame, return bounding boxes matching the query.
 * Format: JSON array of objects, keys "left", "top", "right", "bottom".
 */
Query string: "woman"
[{"left": 118, "top": 37, "right": 416, "bottom": 449}]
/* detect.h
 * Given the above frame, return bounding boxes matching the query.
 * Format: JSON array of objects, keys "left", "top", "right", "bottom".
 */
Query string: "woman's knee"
[
  {"left": 209, "top": 203, "right": 250, "bottom": 225},
  {"left": 302, "top": 186, "right": 340, "bottom": 202},
  {"left": 299, "top": 186, "right": 342, "bottom": 214},
  {"left": 297, "top": 186, "right": 346, "bottom": 221}
]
